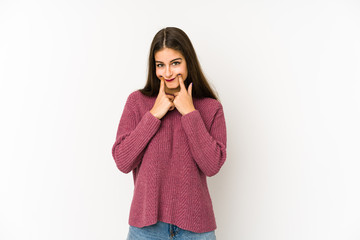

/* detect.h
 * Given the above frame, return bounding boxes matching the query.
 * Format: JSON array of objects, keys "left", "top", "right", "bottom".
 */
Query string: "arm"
[
  {"left": 111, "top": 94, "right": 161, "bottom": 173},
  {"left": 181, "top": 105, "right": 227, "bottom": 177}
]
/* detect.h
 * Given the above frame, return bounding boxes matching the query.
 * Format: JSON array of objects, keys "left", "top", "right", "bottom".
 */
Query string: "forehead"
[{"left": 155, "top": 48, "right": 184, "bottom": 61}]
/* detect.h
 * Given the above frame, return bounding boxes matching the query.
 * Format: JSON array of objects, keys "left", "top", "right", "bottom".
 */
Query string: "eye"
[
  {"left": 172, "top": 61, "right": 181, "bottom": 66},
  {"left": 156, "top": 64, "right": 164, "bottom": 68}
]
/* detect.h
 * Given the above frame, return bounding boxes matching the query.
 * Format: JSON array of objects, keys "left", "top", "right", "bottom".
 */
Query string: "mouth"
[{"left": 165, "top": 78, "right": 175, "bottom": 82}]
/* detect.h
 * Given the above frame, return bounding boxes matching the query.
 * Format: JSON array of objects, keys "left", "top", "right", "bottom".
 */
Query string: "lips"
[{"left": 165, "top": 78, "right": 175, "bottom": 82}]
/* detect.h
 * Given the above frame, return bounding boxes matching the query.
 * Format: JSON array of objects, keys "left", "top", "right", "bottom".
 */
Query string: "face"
[{"left": 154, "top": 47, "right": 188, "bottom": 94}]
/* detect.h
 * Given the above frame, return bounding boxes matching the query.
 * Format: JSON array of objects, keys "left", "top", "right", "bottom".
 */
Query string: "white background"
[{"left": 1, "top": 0, "right": 359, "bottom": 239}]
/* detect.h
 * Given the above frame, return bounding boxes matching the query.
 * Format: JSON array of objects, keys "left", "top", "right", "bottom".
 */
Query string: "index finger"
[
  {"left": 178, "top": 74, "right": 186, "bottom": 91},
  {"left": 159, "top": 79, "right": 165, "bottom": 95}
]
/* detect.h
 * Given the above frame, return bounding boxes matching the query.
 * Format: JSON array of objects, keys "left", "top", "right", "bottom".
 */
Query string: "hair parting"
[{"left": 162, "top": 28, "right": 167, "bottom": 47}]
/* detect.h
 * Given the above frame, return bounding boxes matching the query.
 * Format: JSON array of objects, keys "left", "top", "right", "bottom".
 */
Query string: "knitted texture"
[{"left": 111, "top": 90, "right": 227, "bottom": 233}]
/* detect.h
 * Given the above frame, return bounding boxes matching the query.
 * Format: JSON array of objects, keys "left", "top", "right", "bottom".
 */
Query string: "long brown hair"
[{"left": 138, "top": 27, "right": 219, "bottom": 100}]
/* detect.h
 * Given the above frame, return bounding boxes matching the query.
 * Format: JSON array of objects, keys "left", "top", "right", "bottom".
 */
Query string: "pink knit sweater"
[{"left": 111, "top": 90, "right": 227, "bottom": 233}]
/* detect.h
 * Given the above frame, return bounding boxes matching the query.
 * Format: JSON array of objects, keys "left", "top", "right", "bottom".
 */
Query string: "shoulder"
[
  {"left": 121, "top": 90, "right": 141, "bottom": 111},
  {"left": 127, "top": 90, "right": 142, "bottom": 101},
  {"left": 124, "top": 90, "right": 155, "bottom": 114},
  {"left": 194, "top": 97, "right": 223, "bottom": 112},
  {"left": 193, "top": 97, "right": 225, "bottom": 124},
  {"left": 126, "top": 90, "right": 151, "bottom": 104}
]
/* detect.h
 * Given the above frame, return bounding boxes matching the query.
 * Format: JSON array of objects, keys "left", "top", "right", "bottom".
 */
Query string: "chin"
[{"left": 166, "top": 83, "right": 179, "bottom": 89}]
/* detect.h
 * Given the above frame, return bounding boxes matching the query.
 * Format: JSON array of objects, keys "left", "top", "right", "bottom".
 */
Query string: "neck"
[{"left": 165, "top": 85, "right": 180, "bottom": 95}]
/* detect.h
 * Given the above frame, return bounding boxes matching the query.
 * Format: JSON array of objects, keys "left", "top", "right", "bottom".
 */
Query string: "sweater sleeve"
[
  {"left": 181, "top": 105, "right": 227, "bottom": 177},
  {"left": 111, "top": 94, "right": 161, "bottom": 173}
]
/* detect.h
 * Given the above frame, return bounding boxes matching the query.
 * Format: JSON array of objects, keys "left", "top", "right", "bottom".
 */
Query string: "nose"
[{"left": 165, "top": 66, "right": 172, "bottom": 78}]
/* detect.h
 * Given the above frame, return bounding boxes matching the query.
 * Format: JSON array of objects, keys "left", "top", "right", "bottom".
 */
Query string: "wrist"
[
  {"left": 150, "top": 110, "right": 160, "bottom": 119},
  {"left": 184, "top": 108, "right": 196, "bottom": 115}
]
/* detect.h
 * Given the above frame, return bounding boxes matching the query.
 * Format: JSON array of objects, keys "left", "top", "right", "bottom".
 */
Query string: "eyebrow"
[{"left": 155, "top": 58, "right": 182, "bottom": 63}]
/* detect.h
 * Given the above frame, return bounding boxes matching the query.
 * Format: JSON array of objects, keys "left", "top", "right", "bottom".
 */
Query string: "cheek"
[
  {"left": 179, "top": 66, "right": 187, "bottom": 75},
  {"left": 156, "top": 69, "right": 162, "bottom": 78},
  {"left": 181, "top": 66, "right": 188, "bottom": 78}
]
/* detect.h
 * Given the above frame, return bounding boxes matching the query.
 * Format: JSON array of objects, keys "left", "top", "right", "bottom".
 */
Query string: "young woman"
[{"left": 111, "top": 27, "right": 227, "bottom": 240}]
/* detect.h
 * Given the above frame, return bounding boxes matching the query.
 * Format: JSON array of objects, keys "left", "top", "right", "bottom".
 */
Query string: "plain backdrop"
[{"left": 1, "top": 0, "right": 359, "bottom": 239}]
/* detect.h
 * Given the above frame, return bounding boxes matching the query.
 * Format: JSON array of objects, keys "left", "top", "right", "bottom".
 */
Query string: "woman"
[{"left": 111, "top": 27, "right": 227, "bottom": 240}]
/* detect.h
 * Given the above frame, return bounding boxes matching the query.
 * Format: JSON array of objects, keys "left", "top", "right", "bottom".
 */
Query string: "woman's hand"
[
  {"left": 150, "top": 79, "right": 175, "bottom": 119},
  {"left": 173, "top": 74, "right": 196, "bottom": 116}
]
